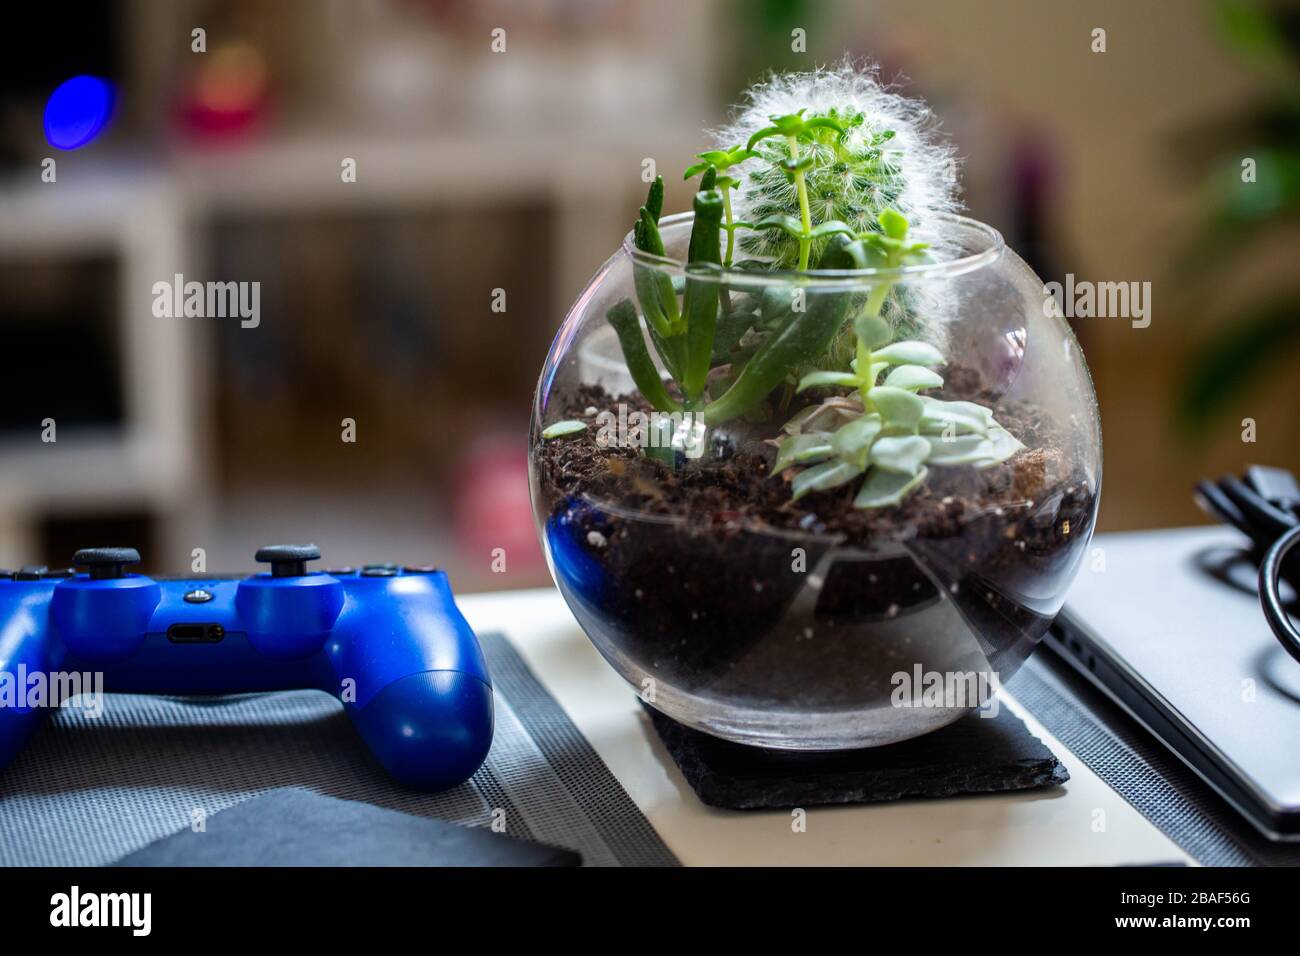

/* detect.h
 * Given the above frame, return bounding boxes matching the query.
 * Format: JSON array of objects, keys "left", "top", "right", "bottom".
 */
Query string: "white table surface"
[{"left": 459, "top": 587, "right": 1192, "bottom": 866}]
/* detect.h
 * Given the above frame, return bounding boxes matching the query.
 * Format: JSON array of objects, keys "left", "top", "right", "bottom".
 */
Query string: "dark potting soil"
[
  {"left": 532, "top": 368, "right": 1098, "bottom": 701},
  {"left": 535, "top": 370, "right": 1091, "bottom": 550}
]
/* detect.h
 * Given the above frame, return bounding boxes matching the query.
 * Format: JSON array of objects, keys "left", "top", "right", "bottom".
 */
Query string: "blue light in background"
[{"left": 44, "top": 75, "right": 116, "bottom": 150}]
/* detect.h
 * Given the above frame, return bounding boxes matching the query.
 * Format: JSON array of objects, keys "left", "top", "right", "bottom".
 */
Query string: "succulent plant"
[
  {"left": 773, "top": 350, "right": 1023, "bottom": 508},
  {"left": 543, "top": 64, "right": 1026, "bottom": 507},
  {"left": 771, "top": 210, "right": 1020, "bottom": 508}
]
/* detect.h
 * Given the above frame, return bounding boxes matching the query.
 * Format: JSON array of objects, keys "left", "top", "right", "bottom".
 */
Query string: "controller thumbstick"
[
  {"left": 73, "top": 547, "right": 142, "bottom": 580},
  {"left": 255, "top": 544, "right": 322, "bottom": 578}
]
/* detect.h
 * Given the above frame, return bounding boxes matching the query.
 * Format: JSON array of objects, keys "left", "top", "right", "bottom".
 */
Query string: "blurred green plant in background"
[{"left": 1176, "top": 0, "right": 1300, "bottom": 440}]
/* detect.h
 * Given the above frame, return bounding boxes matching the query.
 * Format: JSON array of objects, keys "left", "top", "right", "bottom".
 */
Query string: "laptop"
[{"left": 1045, "top": 525, "right": 1300, "bottom": 841}]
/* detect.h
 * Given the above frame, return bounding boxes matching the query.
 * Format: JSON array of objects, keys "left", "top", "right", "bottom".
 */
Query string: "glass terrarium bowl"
[{"left": 529, "top": 212, "right": 1101, "bottom": 750}]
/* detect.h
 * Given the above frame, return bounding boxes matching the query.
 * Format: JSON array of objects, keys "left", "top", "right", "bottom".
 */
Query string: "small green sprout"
[
  {"left": 746, "top": 110, "right": 852, "bottom": 270},
  {"left": 684, "top": 145, "right": 756, "bottom": 267},
  {"left": 739, "top": 106, "right": 910, "bottom": 270}
]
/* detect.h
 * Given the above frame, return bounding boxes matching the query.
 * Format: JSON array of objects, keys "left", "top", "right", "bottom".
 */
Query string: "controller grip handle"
[
  {"left": 0, "top": 594, "right": 64, "bottom": 769},
  {"left": 346, "top": 670, "right": 493, "bottom": 790},
  {"left": 52, "top": 577, "right": 161, "bottom": 661}
]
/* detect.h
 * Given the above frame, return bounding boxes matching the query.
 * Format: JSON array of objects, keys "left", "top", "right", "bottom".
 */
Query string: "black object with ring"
[{"left": 1196, "top": 465, "right": 1300, "bottom": 664}]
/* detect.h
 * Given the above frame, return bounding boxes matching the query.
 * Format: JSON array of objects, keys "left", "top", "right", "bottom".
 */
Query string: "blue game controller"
[{"left": 0, "top": 546, "right": 493, "bottom": 789}]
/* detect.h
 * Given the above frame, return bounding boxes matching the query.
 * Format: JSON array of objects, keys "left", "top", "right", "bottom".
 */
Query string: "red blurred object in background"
[
  {"left": 174, "top": 41, "right": 271, "bottom": 143},
  {"left": 452, "top": 432, "right": 544, "bottom": 576}
]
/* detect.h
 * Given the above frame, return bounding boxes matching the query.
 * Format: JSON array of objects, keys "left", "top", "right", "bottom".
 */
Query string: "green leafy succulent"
[
  {"left": 605, "top": 173, "right": 864, "bottom": 430},
  {"left": 604, "top": 174, "right": 724, "bottom": 416},
  {"left": 771, "top": 210, "right": 1021, "bottom": 507},
  {"left": 774, "top": 345, "right": 1023, "bottom": 508}
]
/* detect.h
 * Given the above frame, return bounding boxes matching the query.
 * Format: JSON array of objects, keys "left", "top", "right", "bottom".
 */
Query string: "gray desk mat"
[
  {"left": 0, "top": 632, "right": 678, "bottom": 868},
  {"left": 6, "top": 623, "right": 1287, "bottom": 867}
]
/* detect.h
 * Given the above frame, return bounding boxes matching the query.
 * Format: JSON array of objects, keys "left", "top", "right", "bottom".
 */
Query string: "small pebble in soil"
[
  {"left": 887, "top": 604, "right": 899, "bottom": 618},
  {"left": 586, "top": 531, "right": 607, "bottom": 548}
]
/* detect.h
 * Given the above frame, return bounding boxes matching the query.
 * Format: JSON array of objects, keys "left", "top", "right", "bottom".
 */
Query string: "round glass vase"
[{"left": 529, "top": 212, "right": 1101, "bottom": 750}]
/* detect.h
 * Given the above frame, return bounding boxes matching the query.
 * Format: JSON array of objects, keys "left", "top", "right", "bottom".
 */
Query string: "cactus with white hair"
[
  {"left": 543, "top": 61, "right": 1020, "bottom": 507},
  {"left": 713, "top": 60, "right": 961, "bottom": 349}
]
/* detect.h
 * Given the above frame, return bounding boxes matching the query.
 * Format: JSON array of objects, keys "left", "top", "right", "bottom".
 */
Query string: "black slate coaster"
[{"left": 644, "top": 705, "right": 1069, "bottom": 810}]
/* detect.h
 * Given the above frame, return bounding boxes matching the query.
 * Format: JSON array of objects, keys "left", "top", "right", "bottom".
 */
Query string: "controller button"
[
  {"left": 403, "top": 565, "right": 439, "bottom": 574},
  {"left": 16, "top": 565, "right": 48, "bottom": 581},
  {"left": 325, "top": 567, "right": 355, "bottom": 575},
  {"left": 254, "top": 544, "right": 321, "bottom": 578},
  {"left": 184, "top": 588, "right": 215, "bottom": 603},
  {"left": 41, "top": 568, "right": 74, "bottom": 578},
  {"left": 73, "top": 547, "right": 142, "bottom": 580},
  {"left": 361, "top": 566, "right": 398, "bottom": 577}
]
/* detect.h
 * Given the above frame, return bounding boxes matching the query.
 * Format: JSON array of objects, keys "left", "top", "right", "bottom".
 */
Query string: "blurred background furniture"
[{"left": 2, "top": 0, "right": 1298, "bottom": 590}]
